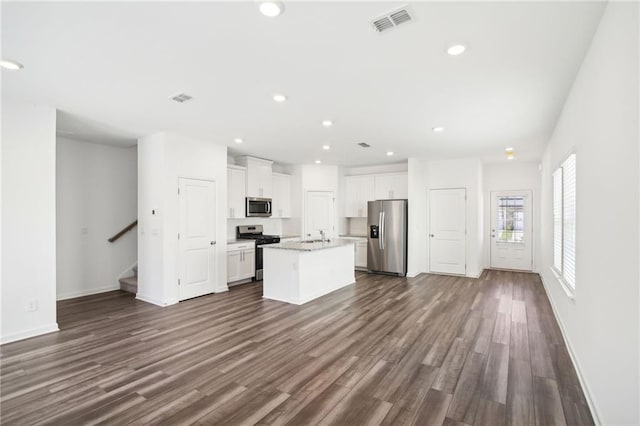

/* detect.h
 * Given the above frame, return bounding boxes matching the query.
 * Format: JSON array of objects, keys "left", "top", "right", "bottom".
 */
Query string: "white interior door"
[
  {"left": 305, "top": 191, "right": 335, "bottom": 240},
  {"left": 178, "top": 178, "right": 216, "bottom": 301},
  {"left": 429, "top": 188, "right": 466, "bottom": 275},
  {"left": 490, "top": 190, "right": 533, "bottom": 271}
]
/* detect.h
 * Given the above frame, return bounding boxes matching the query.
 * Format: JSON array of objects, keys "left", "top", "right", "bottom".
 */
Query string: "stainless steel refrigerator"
[{"left": 367, "top": 199, "right": 408, "bottom": 276}]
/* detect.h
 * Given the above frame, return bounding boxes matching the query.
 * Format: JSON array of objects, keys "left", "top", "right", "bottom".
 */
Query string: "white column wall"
[
  {"left": 1, "top": 101, "right": 58, "bottom": 343},
  {"left": 137, "top": 132, "right": 228, "bottom": 306}
]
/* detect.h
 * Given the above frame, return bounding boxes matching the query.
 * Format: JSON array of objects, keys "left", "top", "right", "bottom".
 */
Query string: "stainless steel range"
[{"left": 236, "top": 225, "right": 280, "bottom": 281}]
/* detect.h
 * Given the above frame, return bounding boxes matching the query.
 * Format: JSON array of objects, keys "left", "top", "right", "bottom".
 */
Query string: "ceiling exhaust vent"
[
  {"left": 170, "top": 93, "right": 193, "bottom": 103},
  {"left": 357, "top": 142, "right": 371, "bottom": 148},
  {"left": 371, "top": 5, "right": 413, "bottom": 33}
]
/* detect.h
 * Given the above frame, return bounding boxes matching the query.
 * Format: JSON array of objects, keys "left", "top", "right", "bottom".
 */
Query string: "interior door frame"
[
  {"left": 428, "top": 187, "right": 467, "bottom": 276},
  {"left": 489, "top": 189, "right": 533, "bottom": 271},
  {"left": 177, "top": 176, "right": 217, "bottom": 302},
  {"left": 303, "top": 190, "right": 336, "bottom": 239}
]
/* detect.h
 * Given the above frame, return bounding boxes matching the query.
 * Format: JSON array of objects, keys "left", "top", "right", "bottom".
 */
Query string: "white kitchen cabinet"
[
  {"left": 272, "top": 172, "right": 291, "bottom": 218},
  {"left": 345, "top": 175, "right": 375, "bottom": 217},
  {"left": 236, "top": 156, "right": 273, "bottom": 198},
  {"left": 227, "top": 242, "right": 256, "bottom": 284},
  {"left": 227, "top": 166, "right": 246, "bottom": 218},
  {"left": 374, "top": 173, "right": 408, "bottom": 200},
  {"left": 355, "top": 240, "right": 368, "bottom": 270}
]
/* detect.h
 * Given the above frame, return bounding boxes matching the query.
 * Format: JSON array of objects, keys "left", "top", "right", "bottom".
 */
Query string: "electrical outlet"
[
  {"left": 25, "top": 299, "right": 38, "bottom": 312},
  {"left": 80, "top": 227, "right": 88, "bottom": 235}
]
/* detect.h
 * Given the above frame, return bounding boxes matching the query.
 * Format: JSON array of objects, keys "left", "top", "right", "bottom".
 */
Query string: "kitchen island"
[{"left": 262, "top": 239, "right": 356, "bottom": 305}]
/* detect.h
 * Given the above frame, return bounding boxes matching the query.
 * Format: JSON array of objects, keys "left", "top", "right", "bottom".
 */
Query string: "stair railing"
[{"left": 108, "top": 220, "right": 138, "bottom": 243}]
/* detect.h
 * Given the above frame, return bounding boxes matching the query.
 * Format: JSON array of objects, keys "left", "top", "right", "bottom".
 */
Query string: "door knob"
[
  {"left": 210, "top": 241, "right": 216, "bottom": 245},
  {"left": 429, "top": 234, "right": 434, "bottom": 237}
]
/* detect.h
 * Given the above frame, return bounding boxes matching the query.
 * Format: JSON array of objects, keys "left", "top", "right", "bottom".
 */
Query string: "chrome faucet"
[{"left": 319, "top": 229, "right": 326, "bottom": 242}]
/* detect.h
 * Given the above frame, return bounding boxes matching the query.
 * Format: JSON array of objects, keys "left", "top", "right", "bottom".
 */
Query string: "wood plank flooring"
[{"left": 0, "top": 270, "right": 594, "bottom": 425}]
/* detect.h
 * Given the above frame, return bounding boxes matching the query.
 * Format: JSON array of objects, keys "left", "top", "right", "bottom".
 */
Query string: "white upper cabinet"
[
  {"left": 345, "top": 175, "right": 374, "bottom": 217},
  {"left": 227, "top": 166, "right": 246, "bottom": 219},
  {"left": 236, "top": 156, "right": 273, "bottom": 198},
  {"left": 272, "top": 172, "right": 291, "bottom": 218},
  {"left": 374, "top": 173, "right": 408, "bottom": 200}
]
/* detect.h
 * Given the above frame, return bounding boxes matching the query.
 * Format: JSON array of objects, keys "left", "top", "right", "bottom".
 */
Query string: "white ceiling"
[{"left": 1, "top": 1, "right": 605, "bottom": 166}]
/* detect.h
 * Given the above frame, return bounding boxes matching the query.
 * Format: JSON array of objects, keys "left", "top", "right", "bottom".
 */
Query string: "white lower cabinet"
[
  {"left": 355, "top": 240, "right": 368, "bottom": 270},
  {"left": 227, "top": 242, "right": 256, "bottom": 284}
]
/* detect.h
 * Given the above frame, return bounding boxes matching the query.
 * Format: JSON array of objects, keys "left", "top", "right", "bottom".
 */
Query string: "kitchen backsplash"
[{"left": 348, "top": 218, "right": 368, "bottom": 236}]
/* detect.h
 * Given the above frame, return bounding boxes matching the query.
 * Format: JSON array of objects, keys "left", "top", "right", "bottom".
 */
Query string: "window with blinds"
[
  {"left": 552, "top": 153, "right": 577, "bottom": 290},
  {"left": 552, "top": 169, "right": 563, "bottom": 271}
]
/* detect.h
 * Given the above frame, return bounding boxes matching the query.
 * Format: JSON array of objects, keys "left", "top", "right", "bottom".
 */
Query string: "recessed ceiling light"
[
  {"left": 506, "top": 151, "right": 515, "bottom": 160},
  {"left": 0, "top": 59, "right": 24, "bottom": 70},
  {"left": 234, "top": 138, "right": 243, "bottom": 144},
  {"left": 259, "top": 1, "right": 284, "bottom": 17},
  {"left": 272, "top": 93, "right": 287, "bottom": 103},
  {"left": 322, "top": 120, "right": 333, "bottom": 127},
  {"left": 447, "top": 44, "right": 467, "bottom": 56},
  {"left": 315, "top": 160, "right": 322, "bottom": 164},
  {"left": 322, "top": 145, "right": 331, "bottom": 150},
  {"left": 386, "top": 151, "right": 394, "bottom": 156},
  {"left": 505, "top": 147, "right": 514, "bottom": 152},
  {"left": 432, "top": 127, "right": 444, "bottom": 132}
]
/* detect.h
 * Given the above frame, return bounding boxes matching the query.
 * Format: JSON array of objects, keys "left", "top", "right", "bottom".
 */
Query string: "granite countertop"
[
  {"left": 227, "top": 239, "right": 255, "bottom": 245},
  {"left": 279, "top": 235, "right": 301, "bottom": 239},
  {"left": 263, "top": 238, "right": 356, "bottom": 252},
  {"left": 339, "top": 235, "right": 368, "bottom": 239}
]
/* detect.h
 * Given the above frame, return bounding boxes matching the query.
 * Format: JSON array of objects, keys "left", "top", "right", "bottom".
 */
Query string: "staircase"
[{"left": 119, "top": 265, "right": 137, "bottom": 294}]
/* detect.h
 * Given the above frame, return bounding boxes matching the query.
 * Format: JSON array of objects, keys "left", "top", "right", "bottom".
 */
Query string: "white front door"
[
  {"left": 178, "top": 178, "right": 216, "bottom": 301},
  {"left": 429, "top": 188, "right": 466, "bottom": 275},
  {"left": 490, "top": 190, "right": 533, "bottom": 271},
  {"left": 305, "top": 191, "right": 335, "bottom": 240}
]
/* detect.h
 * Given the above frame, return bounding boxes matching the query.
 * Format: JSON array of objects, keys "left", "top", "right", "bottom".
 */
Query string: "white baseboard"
[
  {"left": 1, "top": 323, "right": 59, "bottom": 345},
  {"left": 538, "top": 273, "right": 602, "bottom": 426},
  {"left": 468, "top": 268, "right": 484, "bottom": 279},
  {"left": 135, "top": 293, "right": 176, "bottom": 307},
  {"left": 56, "top": 285, "right": 120, "bottom": 301}
]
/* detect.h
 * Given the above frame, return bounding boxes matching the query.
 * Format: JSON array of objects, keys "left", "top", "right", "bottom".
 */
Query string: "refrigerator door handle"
[
  {"left": 378, "top": 211, "right": 383, "bottom": 250},
  {"left": 381, "top": 211, "right": 385, "bottom": 250}
]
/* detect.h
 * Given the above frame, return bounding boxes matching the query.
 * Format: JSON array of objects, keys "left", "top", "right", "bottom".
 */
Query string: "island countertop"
[{"left": 263, "top": 238, "right": 355, "bottom": 252}]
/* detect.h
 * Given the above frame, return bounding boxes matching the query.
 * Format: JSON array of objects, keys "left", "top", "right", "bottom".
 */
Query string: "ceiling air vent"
[
  {"left": 357, "top": 142, "right": 371, "bottom": 148},
  {"left": 371, "top": 5, "right": 413, "bottom": 33},
  {"left": 170, "top": 93, "right": 193, "bottom": 103}
]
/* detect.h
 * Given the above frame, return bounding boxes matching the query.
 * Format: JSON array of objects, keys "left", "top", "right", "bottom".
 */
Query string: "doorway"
[
  {"left": 304, "top": 191, "right": 335, "bottom": 240},
  {"left": 178, "top": 177, "right": 217, "bottom": 301},
  {"left": 490, "top": 190, "right": 533, "bottom": 271},
  {"left": 429, "top": 188, "right": 466, "bottom": 275}
]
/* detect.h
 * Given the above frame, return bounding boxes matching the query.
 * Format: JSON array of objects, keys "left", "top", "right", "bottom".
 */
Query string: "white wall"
[
  {"left": 138, "top": 132, "right": 228, "bottom": 306},
  {"left": 483, "top": 161, "right": 541, "bottom": 272},
  {"left": 1, "top": 100, "right": 58, "bottom": 343},
  {"left": 407, "top": 158, "right": 429, "bottom": 276},
  {"left": 282, "top": 165, "right": 340, "bottom": 239},
  {"left": 538, "top": 3, "right": 639, "bottom": 424},
  {"left": 56, "top": 138, "right": 137, "bottom": 300},
  {"left": 407, "top": 158, "right": 484, "bottom": 278}
]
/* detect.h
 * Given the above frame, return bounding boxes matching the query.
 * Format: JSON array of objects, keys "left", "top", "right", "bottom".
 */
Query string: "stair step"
[{"left": 119, "top": 276, "right": 137, "bottom": 294}]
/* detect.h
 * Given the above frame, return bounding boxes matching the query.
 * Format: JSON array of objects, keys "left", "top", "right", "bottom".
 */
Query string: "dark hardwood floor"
[{"left": 0, "top": 270, "right": 593, "bottom": 425}]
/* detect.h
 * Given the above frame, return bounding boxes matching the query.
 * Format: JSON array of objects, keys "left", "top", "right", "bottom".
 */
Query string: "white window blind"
[
  {"left": 562, "top": 154, "right": 577, "bottom": 288},
  {"left": 552, "top": 153, "right": 577, "bottom": 291},
  {"left": 552, "top": 169, "right": 563, "bottom": 272}
]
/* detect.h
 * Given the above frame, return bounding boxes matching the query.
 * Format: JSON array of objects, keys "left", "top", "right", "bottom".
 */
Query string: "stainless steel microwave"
[{"left": 246, "top": 197, "right": 272, "bottom": 217}]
